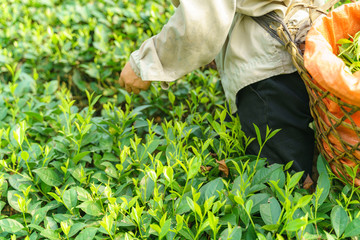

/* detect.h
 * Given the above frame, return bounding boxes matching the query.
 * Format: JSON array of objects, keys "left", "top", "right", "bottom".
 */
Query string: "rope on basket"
[
  {"left": 278, "top": 0, "right": 360, "bottom": 184},
  {"left": 255, "top": 0, "right": 360, "bottom": 184}
]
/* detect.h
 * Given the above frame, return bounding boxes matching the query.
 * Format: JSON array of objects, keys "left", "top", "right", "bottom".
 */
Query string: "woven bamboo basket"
[{"left": 277, "top": 0, "right": 360, "bottom": 185}]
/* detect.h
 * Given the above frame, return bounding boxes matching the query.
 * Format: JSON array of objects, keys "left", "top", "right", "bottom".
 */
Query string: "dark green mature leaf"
[
  {"left": 314, "top": 155, "right": 330, "bottom": 206},
  {"left": 179, "top": 228, "right": 195, "bottom": 240},
  {"left": 220, "top": 226, "right": 242, "bottom": 240},
  {"left": 0, "top": 219, "right": 24, "bottom": 233},
  {"left": 198, "top": 178, "right": 224, "bottom": 203},
  {"left": 68, "top": 223, "right": 87, "bottom": 238},
  {"left": 73, "top": 151, "right": 91, "bottom": 164},
  {"left": 248, "top": 193, "right": 269, "bottom": 214},
  {"left": 343, "top": 218, "right": 360, "bottom": 237},
  {"left": 7, "top": 190, "right": 22, "bottom": 212},
  {"left": 219, "top": 213, "right": 237, "bottom": 226},
  {"left": 8, "top": 174, "right": 32, "bottom": 192},
  {"left": 33, "top": 167, "right": 62, "bottom": 187},
  {"left": 73, "top": 70, "right": 87, "bottom": 91},
  {"left": 75, "top": 187, "right": 92, "bottom": 202},
  {"left": 317, "top": 154, "right": 329, "bottom": 178},
  {"left": 0, "top": 201, "right": 5, "bottom": 213},
  {"left": 24, "top": 111, "right": 44, "bottom": 122},
  {"left": 244, "top": 224, "right": 256, "bottom": 240},
  {"left": 0, "top": 108, "right": 8, "bottom": 121},
  {"left": 269, "top": 166, "right": 286, "bottom": 188},
  {"left": 331, "top": 205, "right": 349, "bottom": 237},
  {"left": 63, "top": 188, "right": 78, "bottom": 211},
  {"left": 46, "top": 81, "right": 59, "bottom": 95},
  {"left": 40, "top": 228, "right": 59, "bottom": 240},
  {"left": 29, "top": 232, "right": 39, "bottom": 240},
  {"left": 253, "top": 167, "right": 272, "bottom": 184},
  {"left": 77, "top": 201, "right": 102, "bottom": 216},
  {"left": 260, "top": 197, "right": 281, "bottom": 225}
]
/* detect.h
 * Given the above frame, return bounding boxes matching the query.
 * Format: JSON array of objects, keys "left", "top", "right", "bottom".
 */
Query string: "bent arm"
[{"left": 130, "top": 0, "right": 236, "bottom": 82}]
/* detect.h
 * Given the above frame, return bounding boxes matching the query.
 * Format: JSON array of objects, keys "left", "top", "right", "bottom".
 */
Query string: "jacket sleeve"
[{"left": 129, "top": 0, "right": 236, "bottom": 82}]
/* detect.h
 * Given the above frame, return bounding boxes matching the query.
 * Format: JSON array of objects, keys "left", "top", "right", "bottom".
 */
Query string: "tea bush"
[{"left": 1, "top": 0, "right": 360, "bottom": 239}]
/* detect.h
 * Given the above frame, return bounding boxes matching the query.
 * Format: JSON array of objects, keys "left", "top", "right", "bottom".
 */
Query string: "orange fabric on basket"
[
  {"left": 304, "top": 2, "right": 360, "bottom": 108},
  {"left": 304, "top": 2, "right": 360, "bottom": 184}
]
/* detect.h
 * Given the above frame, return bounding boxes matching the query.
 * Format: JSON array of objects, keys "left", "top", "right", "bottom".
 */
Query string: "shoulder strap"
[
  {"left": 251, "top": 0, "right": 341, "bottom": 46},
  {"left": 251, "top": 11, "right": 291, "bottom": 45}
]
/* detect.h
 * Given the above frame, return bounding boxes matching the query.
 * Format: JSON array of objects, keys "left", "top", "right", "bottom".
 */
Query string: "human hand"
[{"left": 119, "top": 62, "right": 151, "bottom": 94}]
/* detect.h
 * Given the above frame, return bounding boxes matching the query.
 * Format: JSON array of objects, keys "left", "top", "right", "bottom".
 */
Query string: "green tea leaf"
[
  {"left": 315, "top": 155, "right": 330, "bottom": 206},
  {"left": 24, "top": 112, "right": 43, "bottom": 122},
  {"left": 46, "top": 80, "right": 58, "bottom": 95},
  {"left": 33, "top": 167, "right": 62, "bottom": 187},
  {"left": 220, "top": 226, "right": 242, "bottom": 240},
  {"left": 248, "top": 193, "right": 269, "bottom": 214},
  {"left": 337, "top": 38, "right": 353, "bottom": 45},
  {"left": 262, "top": 224, "right": 280, "bottom": 231},
  {"left": 63, "top": 188, "right": 78, "bottom": 211},
  {"left": 296, "top": 195, "right": 313, "bottom": 209},
  {"left": 75, "top": 227, "right": 98, "bottom": 240},
  {"left": 150, "top": 223, "right": 161, "bottom": 235},
  {"left": 187, "top": 156, "right": 201, "bottom": 180},
  {"left": 253, "top": 124, "right": 262, "bottom": 146},
  {"left": 73, "top": 151, "right": 91, "bottom": 164},
  {"left": 41, "top": 229, "right": 59, "bottom": 240},
  {"left": 285, "top": 218, "right": 307, "bottom": 232},
  {"left": 198, "top": 218, "right": 210, "bottom": 233},
  {"left": 260, "top": 197, "right": 281, "bottom": 225},
  {"left": 160, "top": 219, "right": 171, "bottom": 239},
  {"left": 73, "top": 70, "right": 87, "bottom": 91},
  {"left": 288, "top": 171, "right": 303, "bottom": 189},
  {"left": 74, "top": 227, "right": 98, "bottom": 240},
  {"left": 0, "top": 219, "right": 24, "bottom": 233},
  {"left": 77, "top": 201, "right": 102, "bottom": 216},
  {"left": 7, "top": 190, "right": 22, "bottom": 212},
  {"left": 21, "top": 151, "right": 29, "bottom": 161},
  {"left": 198, "top": 178, "right": 224, "bottom": 203},
  {"left": 343, "top": 218, "right": 360, "bottom": 238},
  {"left": 331, "top": 205, "right": 349, "bottom": 237}
]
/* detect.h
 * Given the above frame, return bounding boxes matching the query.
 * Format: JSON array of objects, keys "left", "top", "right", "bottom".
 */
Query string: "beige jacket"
[{"left": 129, "top": 0, "right": 322, "bottom": 113}]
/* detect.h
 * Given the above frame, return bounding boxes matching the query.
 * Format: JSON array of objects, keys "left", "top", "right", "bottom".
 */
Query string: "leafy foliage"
[
  {"left": 338, "top": 31, "right": 360, "bottom": 74},
  {"left": 1, "top": 0, "right": 360, "bottom": 240}
]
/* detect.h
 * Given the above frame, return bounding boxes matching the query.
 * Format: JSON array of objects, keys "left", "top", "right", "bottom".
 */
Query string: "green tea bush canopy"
[{"left": 0, "top": 0, "right": 360, "bottom": 239}]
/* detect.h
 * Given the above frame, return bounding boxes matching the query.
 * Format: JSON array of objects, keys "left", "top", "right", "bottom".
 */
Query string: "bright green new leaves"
[
  {"left": 187, "top": 156, "right": 202, "bottom": 180},
  {"left": 285, "top": 218, "right": 307, "bottom": 232},
  {"left": 150, "top": 213, "right": 171, "bottom": 240}
]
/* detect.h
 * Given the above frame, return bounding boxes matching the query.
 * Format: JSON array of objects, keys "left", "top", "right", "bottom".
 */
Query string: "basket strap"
[
  {"left": 251, "top": 11, "right": 291, "bottom": 45},
  {"left": 252, "top": 0, "right": 341, "bottom": 47}
]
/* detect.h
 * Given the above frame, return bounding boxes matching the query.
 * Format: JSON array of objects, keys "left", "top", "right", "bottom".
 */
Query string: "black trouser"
[{"left": 236, "top": 72, "right": 314, "bottom": 176}]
